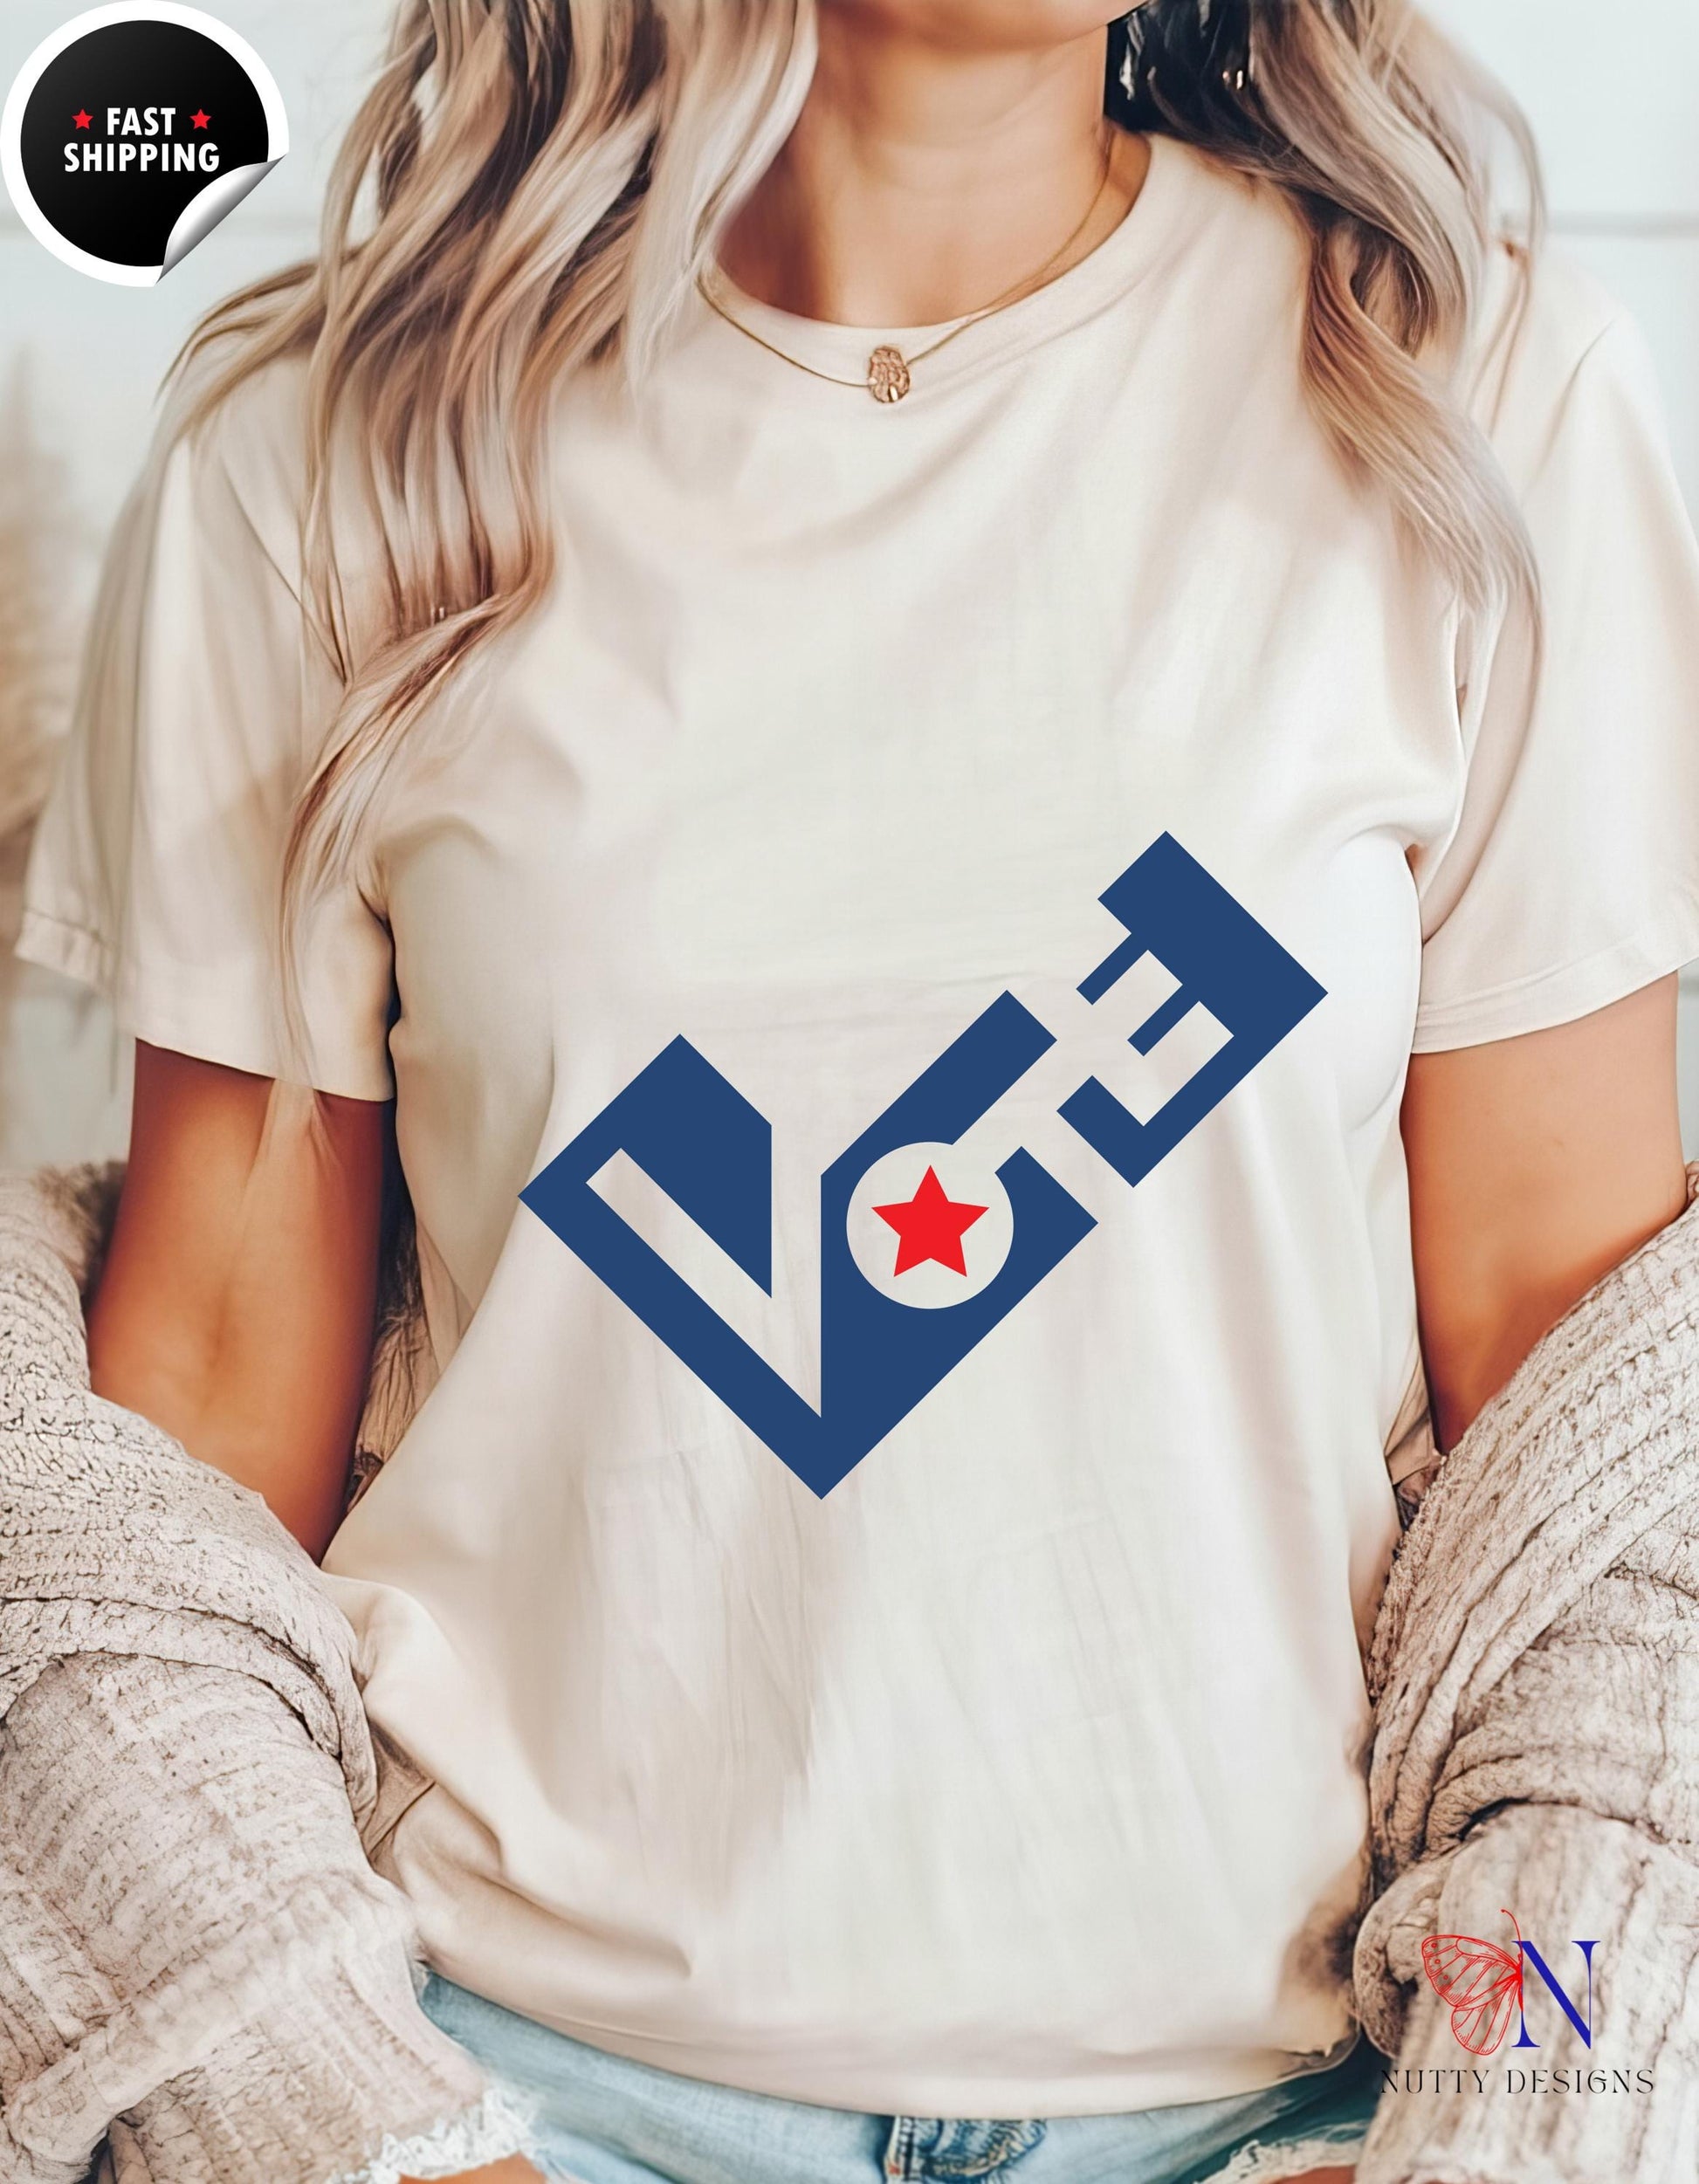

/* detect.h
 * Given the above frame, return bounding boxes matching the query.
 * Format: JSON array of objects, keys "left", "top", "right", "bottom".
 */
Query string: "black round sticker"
[{"left": 3, "top": 4, "right": 286, "bottom": 285}]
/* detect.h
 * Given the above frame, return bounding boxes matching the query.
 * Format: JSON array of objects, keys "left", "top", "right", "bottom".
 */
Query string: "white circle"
[
  {"left": 1, "top": 3, "right": 289, "bottom": 285},
  {"left": 846, "top": 1141, "right": 1014, "bottom": 1309}
]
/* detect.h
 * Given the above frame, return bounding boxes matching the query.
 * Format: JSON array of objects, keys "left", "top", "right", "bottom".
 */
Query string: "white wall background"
[{"left": 2, "top": 1, "right": 1697, "bottom": 1158}]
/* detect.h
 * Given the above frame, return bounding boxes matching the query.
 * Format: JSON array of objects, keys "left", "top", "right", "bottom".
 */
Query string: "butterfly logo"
[{"left": 1420, "top": 1908, "right": 1527, "bottom": 2056}]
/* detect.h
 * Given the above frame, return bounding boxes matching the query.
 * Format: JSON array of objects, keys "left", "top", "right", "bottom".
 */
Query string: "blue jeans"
[{"left": 420, "top": 1976, "right": 1379, "bottom": 2184}]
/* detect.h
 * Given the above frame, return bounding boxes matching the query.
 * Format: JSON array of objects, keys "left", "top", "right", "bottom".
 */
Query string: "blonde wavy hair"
[{"left": 177, "top": 0, "right": 1541, "bottom": 998}]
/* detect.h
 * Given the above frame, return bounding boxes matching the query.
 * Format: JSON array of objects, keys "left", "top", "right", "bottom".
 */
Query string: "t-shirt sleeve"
[
  {"left": 16, "top": 371, "right": 396, "bottom": 1100},
  {"left": 1411, "top": 272, "right": 1699, "bottom": 1051}
]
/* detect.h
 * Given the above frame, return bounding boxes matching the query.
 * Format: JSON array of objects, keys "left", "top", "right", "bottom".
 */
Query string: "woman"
[{"left": 18, "top": 2, "right": 1699, "bottom": 2180}]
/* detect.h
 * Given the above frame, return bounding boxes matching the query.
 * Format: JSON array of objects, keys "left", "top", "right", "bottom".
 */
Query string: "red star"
[
  {"left": 874, "top": 1166, "right": 987, "bottom": 1279},
  {"left": 190, "top": 109, "right": 210, "bottom": 129},
  {"left": 72, "top": 109, "right": 92, "bottom": 129}
]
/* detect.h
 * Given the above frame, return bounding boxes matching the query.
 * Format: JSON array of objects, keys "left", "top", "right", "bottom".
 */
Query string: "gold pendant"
[{"left": 867, "top": 346, "right": 912, "bottom": 404}]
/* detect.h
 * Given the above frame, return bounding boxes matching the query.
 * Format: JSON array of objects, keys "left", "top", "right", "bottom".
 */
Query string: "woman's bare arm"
[
  {"left": 89, "top": 1040, "right": 388, "bottom": 1557},
  {"left": 403, "top": 2164, "right": 541, "bottom": 2183},
  {"left": 1402, "top": 975, "right": 1689, "bottom": 1453}
]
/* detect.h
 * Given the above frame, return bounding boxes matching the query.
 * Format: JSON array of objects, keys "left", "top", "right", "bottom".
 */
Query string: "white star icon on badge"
[{"left": 846, "top": 1141, "right": 1015, "bottom": 1308}]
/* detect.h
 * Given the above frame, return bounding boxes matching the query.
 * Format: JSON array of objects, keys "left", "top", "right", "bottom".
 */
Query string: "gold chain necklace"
[{"left": 699, "top": 131, "right": 1118, "bottom": 405}]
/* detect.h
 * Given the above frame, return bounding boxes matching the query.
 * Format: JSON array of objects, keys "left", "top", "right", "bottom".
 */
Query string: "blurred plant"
[{"left": 0, "top": 358, "right": 85, "bottom": 939}]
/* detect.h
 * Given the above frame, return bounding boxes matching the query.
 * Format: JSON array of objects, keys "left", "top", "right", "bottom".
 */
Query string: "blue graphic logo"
[{"left": 523, "top": 834, "right": 1324, "bottom": 1494}]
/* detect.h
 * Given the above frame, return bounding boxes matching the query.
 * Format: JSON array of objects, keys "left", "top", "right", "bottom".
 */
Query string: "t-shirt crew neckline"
[{"left": 698, "top": 129, "right": 1182, "bottom": 399}]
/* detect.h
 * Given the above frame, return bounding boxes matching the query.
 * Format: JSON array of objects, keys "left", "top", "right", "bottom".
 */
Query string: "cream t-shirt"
[{"left": 22, "top": 137, "right": 1699, "bottom": 2115}]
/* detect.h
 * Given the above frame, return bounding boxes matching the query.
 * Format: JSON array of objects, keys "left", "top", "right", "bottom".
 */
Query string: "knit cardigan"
[
  {"left": 0, "top": 1169, "right": 534, "bottom": 2184},
  {"left": 3, "top": 1163, "right": 1697, "bottom": 2181},
  {"left": 1352, "top": 1167, "right": 1699, "bottom": 2182}
]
